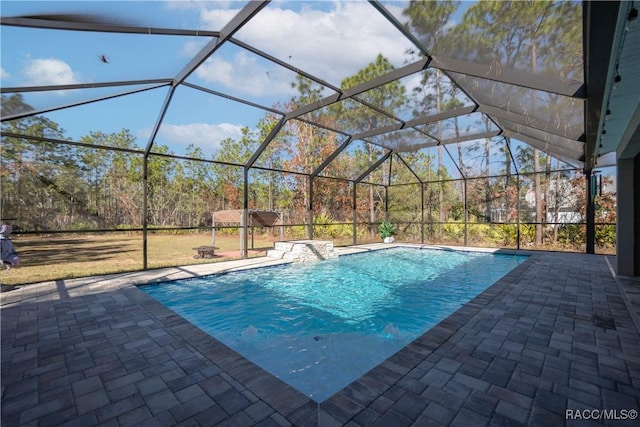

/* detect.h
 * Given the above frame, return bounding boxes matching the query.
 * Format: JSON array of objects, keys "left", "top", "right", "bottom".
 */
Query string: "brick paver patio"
[{"left": 2, "top": 246, "right": 639, "bottom": 426}]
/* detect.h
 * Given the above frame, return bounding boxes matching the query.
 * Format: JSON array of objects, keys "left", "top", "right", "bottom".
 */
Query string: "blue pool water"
[{"left": 140, "top": 247, "right": 527, "bottom": 402}]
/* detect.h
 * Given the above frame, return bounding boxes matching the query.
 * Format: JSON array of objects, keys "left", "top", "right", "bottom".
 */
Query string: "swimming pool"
[{"left": 140, "top": 246, "right": 527, "bottom": 402}]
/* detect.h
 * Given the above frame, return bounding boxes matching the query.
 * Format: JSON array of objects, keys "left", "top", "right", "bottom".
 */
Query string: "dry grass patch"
[{"left": 1, "top": 232, "right": 273, "bottom": 286}]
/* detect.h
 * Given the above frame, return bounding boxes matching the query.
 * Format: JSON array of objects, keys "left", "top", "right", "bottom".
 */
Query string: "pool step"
[{"left": 268, "top": 240, "right": 339, "bottom": 263}]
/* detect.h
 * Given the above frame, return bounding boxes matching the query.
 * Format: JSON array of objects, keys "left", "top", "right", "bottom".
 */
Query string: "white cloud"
[
  {"left": 182, "top": 39, "right": 208, "bottom": 58},
  {"left": 193, "top": 1, "right": 412, "bottom": 94},
  {"left": 196, "top": 51, "right": 295, "bottom": 97},
  {"left": 199, "top": 5, "right": 239, "bottom": 29},
  {"left": 141, "top": 122, "right": 244, "bottom": 153},
  {"left": 164, "top": 0, "right": 235, "bottom": 13},
  {"left": 0, "top": 67, "right": 10, "bottom": 80},
  {"left": 23, "top": 58, "right": 80, "bottom": 87}
]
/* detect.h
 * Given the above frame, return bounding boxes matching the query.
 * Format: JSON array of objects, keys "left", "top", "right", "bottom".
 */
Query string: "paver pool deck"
[{"left": 2, "top": 244, "right": 639, "bottom": 426}]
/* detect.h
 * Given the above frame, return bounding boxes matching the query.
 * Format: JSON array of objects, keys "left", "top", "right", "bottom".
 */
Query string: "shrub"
[
  {"left": 596, "top": 224, "right": 616, "bottom": 248},
  {"left": 443, "top": 223, "right": 464, "bottom": 240},
  {"left": 379, "top": 221, "right": 397, "bottom": 239}
]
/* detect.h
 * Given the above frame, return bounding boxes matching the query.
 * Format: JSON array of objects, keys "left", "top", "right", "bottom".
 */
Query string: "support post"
[
  {"left": 517, "top": 178, "right": 521, "bottom": 250},
  {"left": 352, "top": 182, "right": 357, "bottom": 246},
  {"left": 384, "top": 185, "right": 389, "bottom": 220},
  {"left": 308, "top": 176, "right": 314, "bottom": 240},
  {"left": 617, "top": 156, "right": 640, "bottom": 276},
  {"left": 212, "top": 212, "right": 216, "bottom": 248},
  {"left": 279, "top": 212, "right": 284, "bottom": 241},
  {"left": 240, "top": 209, "right": 247, "bottom": 258},
  {"left": 242, "top": 168, "right": 249, "bottom": 258},
  {"left": 586, "top": 169, "right": 595, "bottom": 254},
  {"left": 142, "top": 156, "right": 148, "bottom": 270},
  {"left": 250, "top": 214, "right": 254, "bottom": 249},
  {"left": 463, "top": 180, "right": 468, "bottom": 247},
  {"left": 421, "top": 182, "right": 425, "bottom": 244}
]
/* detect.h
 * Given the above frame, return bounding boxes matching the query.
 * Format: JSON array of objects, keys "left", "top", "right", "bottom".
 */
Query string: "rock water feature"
[{"left": 267, "top": 240, "right": 339, "bottom": 263}]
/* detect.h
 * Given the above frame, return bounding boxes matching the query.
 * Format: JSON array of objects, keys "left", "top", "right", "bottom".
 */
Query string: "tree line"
[{"left": 0, "top": 1, "right": 615, "bottom": 249}]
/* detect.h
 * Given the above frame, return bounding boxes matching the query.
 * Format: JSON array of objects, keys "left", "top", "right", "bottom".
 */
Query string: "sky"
[
  {"left": 1, "top": 1, "right": 425, "bottom": 154},
  {"left": 1, "top": 1, "right": 606, "bottom": 176}
]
